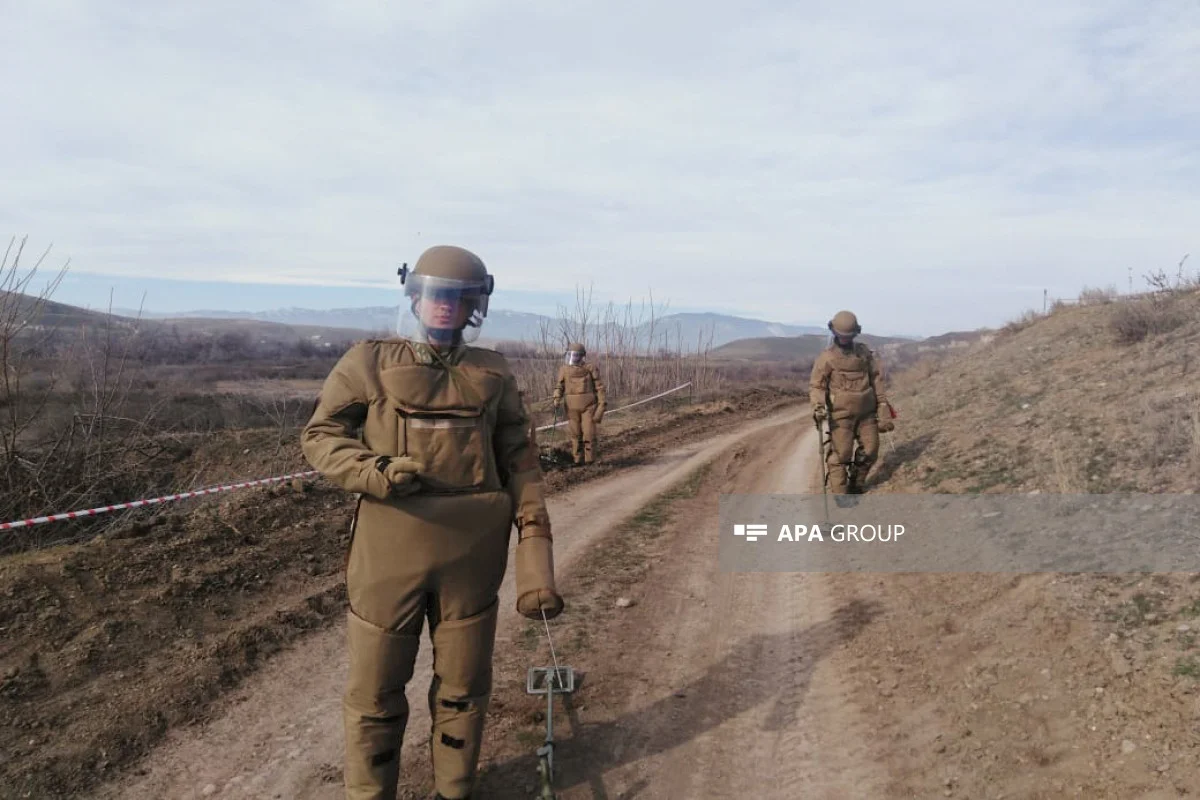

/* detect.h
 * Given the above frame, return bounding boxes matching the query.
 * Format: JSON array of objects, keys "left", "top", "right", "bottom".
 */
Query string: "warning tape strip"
[
  {"left": 534, "top": 381, "right": 692, "bottom": 431},
  {"left": 0, "top": 471, "right": 320, "bottom": 532},
  {"left": 1, "top": 381, "right": 693, "bottom": 533}
]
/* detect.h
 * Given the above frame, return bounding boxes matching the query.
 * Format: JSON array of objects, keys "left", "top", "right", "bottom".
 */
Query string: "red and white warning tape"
[
  {"left": 1, "top": 381, "right": 695, "bottom": 532},
  {"left": 0, "top": 470, "right": 320, "bottom": 531},
  {"left": 534, "top": 381, "right": 692, "bottom": 431}
]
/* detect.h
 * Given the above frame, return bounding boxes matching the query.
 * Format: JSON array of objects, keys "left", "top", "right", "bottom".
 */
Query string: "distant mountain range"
[
  {"left": 112, "top": 306, "right": 838, "bottom": 350},
  {"left": 709, "top": 328, "right": 997, "bottom": 368},
  {"left": 9, "top": 292, "right": 991, "bottom": 365}
]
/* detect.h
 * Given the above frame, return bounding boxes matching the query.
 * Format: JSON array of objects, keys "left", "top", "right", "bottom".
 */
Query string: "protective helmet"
[
  {"left": 396, "top": 245, "right": 494, "bottom": 345},
  {"left": 564, "top": 342, "right": 585, "bottom": 365},
  {"left": 828, "top": 310, "right": 861, "bottom": 337}
]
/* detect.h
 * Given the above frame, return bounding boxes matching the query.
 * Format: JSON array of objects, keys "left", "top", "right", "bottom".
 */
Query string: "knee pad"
[
  {"left": 345, "top": 610, "right": 421, "bottom": 717},
  {"left": 827, "top": 449, "right": 849, "bottom": 468}
]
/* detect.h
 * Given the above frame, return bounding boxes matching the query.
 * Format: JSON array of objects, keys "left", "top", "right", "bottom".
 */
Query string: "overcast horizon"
[{"left": 3, "top": 2, "right": 1197, "bottom": 338}]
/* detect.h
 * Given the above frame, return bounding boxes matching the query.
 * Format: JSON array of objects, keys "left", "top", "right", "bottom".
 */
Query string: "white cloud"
[{"left": 1, "top": 0, "right": 1197, "bottom": 335}]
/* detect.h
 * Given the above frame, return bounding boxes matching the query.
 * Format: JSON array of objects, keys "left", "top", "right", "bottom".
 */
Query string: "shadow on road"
[
  {"left": 865, "top": 431, "right": 935, "bottom": 489},
  {"left": 476, "top": 597, "right": 883, "bottom": 798}
]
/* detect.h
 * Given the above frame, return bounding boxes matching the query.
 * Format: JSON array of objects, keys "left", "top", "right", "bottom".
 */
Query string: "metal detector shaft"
[{"left": 815, "top": 415, "right": 830, "bottom": 519}]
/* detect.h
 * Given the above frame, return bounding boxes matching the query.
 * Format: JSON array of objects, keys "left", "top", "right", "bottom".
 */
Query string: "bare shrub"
[
  {"left": 1109, "top": 297, "right": 1187, "bottom": 345},
  {"left": 1078, "top": 285, "right": 1118, "bottom": 305},
  {"left": 231, "top": 383, "right": 314, "bottom": 446},
  {"left": 511, "top": 284, "right": 721, "bottom": 409},
  {"left": 1143, "top": 254, "right": 1198, "bottom": 295},
  {"left": 1000, "top": 309, "right": 1044, "bottom": 336},
  {"left": 0, "top": 238, "right": 189, "bottom": 550}
]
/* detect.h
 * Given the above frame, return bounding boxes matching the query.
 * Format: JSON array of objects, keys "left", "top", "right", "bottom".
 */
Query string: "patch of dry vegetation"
[
  {"left": 875, "top": 266, "right": 1200, "bottom": 496},
  {"left": 842, "top": 261, "right": 1200, "bottom": 797}
]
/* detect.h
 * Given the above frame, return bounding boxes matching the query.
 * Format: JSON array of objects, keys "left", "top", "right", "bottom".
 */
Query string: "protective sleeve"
[
  {"left": 808, "top": 351, "right": 832, "bottom": 410},
  {"left": 300, "top": 344, "right": 391, "bottom": 500},
  {"left": 868, "top": 349, "right": 888, "bottom": 406},
  {"left": 551, "top": 366, "right": 566, "bottom": 403},
  {"left": 590, "top": 364, "right": 606, "bottom": 405},
  {"left": 494, "top": 371, "right": 551, "bottom": 540}
]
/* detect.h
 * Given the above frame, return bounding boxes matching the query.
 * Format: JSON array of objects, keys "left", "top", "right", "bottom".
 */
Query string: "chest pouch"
[{"left": 381, "top": 364, "right": 503, "bottom": 493}]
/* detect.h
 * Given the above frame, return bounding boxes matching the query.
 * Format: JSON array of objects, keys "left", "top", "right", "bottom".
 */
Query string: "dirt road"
[
  {"left": 468, "top": 413, "right": 890, "bottom": 798},
  {"left": 94, "top": 406, "right": 829, "bottom": 800},
  {"left": 598, "top": 423, "right": 888, "bottom": 799}
]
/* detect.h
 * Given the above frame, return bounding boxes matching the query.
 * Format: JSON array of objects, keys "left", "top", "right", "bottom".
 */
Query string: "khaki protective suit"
[
  {"left": 810, "top": 312, "right": 891, "bottom": 494},
  {"left": 301, "top": 246, "right": 562, "bottom": 800},
  {"left": 552, "top": 346, "right": 606, "bottom": 465}
]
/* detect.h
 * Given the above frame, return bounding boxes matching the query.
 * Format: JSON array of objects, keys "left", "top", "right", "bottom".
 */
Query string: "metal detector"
[{"left": 526, "top": 609, "right": 574, "bottom": 799}]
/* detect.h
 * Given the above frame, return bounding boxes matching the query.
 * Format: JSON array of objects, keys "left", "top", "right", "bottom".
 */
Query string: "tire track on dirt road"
[
  {"left": 90, "top": 406, "right": 807, "bottom": 800},
  {"left": 642, "top": 424, "right": 889, "bottom": 799},
  {"left": 505, "top": 422, "right": 890, "bottom": 799}
]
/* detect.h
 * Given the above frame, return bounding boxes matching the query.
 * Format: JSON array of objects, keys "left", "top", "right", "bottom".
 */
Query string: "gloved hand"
[
  {"left": 593, "top": 401, "right": 606, "bottom": 423},
  {"left": 515, "top": 533, "right": 564, "bottom": 620},
  {"left": 813, "top": 404, "right": 827, "bottom": 423},
  {"left": 375, "top": 455, "right": 425, "bottom": 496}
]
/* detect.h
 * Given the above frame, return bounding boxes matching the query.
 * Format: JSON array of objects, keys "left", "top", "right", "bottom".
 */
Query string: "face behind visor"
[{"left": 395, "top": 246, "right": 494, "bottom": 346}]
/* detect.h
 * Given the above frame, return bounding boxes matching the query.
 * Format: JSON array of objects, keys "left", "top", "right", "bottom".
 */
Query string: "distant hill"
[
  {"left": 3, "top": 291, "right": 140, "bottom": 333},
  {"left": 7, "top": 292, "right": 372, "bottom": 351},
  {"left": 122, "top": 307, "right": 550, "bottom": 346},
  {"left": 153, "top": 316, "right": 377, "bottom": 347},
  {"left": 710, "top": 333, "right": 909, "bottom": 361},
  {"left": 635, "top": 312, "right": 826, "bottom": 349},
  {"left": 900, "top": 328, "right": 996, "bottom": 351},
  {"left": 113, "top": 306, "right": 834, "bottom": 350}
]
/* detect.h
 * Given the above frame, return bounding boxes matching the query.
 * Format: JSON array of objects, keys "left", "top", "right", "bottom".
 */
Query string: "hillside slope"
[
  {"left": 831, "top": 287, "right": 1200, "bottom": 797},
  {"left": 878, "top": 291, "right": 1200, "bottom": 494}
]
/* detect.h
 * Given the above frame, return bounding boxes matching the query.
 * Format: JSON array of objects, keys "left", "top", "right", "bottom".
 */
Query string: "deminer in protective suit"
[
  {"left": 300, "top": 245, "right": 564, "bottom": 800},
  {"left": 552, "top": 342, "right": 606, "bottom": 466},
  {"left": 809, "top": 310, "right": 894, "bottom": 494}
]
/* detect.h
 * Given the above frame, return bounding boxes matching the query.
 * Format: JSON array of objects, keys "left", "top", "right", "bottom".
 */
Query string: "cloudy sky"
[{"left": 3, "top": 1, "right": 1197, "bottom": 336}]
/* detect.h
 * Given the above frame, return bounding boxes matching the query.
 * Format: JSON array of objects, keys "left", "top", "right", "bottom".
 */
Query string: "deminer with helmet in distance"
[
  {"left": 810, "top": 310, "right": 895, "bottom": 495},
  {"left": 300, "top": 245, "right": 564, "bottom": 800},
  {"left": 552, "top": 342, "right": 606, "bottom": 465}
]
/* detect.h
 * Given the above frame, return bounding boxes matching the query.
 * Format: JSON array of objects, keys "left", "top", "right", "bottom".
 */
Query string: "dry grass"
[
  {"left": 0, "top": 247, "right": 771, "bottom": 555},
  {"left": 1077, "top": 284, "right": 1120, "bottom": 305},
  {"left": 1108, "top": 295, "right": 1189, "bottom": 344},
  {"left": 874, "top": 285, "right": 1200, "bottom": 495}
]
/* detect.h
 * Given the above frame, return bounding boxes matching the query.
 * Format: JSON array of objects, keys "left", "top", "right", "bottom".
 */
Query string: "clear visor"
[
  {"left": 827, "top": 331, "right": 856, "bottom": 349},
  {"left": 564, "top": 351, "right": 583, "bottom": 365},
  {"left": 396, "top": 274, "right": 489, "bottom": 346}
]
